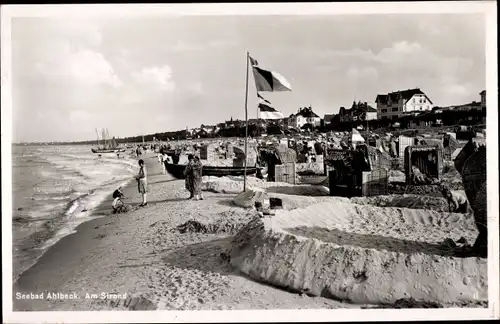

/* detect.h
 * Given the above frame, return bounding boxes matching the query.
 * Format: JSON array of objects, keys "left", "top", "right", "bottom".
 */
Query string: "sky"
[{"left": 10, "top": 13, "right": 486, "bottom": 142}]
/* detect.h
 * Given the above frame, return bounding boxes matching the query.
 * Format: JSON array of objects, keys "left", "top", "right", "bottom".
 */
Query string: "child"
[
  {"left": 112, "top": 187, "right": 125, "bottom": 213},
  {"left": 439, "top": 184, "right": 470, "bottom": 214}
]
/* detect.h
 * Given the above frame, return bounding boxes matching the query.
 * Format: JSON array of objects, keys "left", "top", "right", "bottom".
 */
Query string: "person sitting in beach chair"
[{"left": 112, "top": 187, "right": 128, "bottom": 214}]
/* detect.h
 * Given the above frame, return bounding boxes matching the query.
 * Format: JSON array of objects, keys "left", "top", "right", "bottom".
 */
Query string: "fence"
[
  {"left": 398, "top": 135, "right": 414, "bottom": 159},
  {"left": 362, "top": 169, "right": 389, "bottom": 197},
  {"left": 275, "top": 163, "right": 297, "bottom": 185}
]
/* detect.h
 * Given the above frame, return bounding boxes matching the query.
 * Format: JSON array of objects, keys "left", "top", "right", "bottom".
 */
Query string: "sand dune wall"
[{"left": 230, "top": 201, "right": 487, "bottom": 305}]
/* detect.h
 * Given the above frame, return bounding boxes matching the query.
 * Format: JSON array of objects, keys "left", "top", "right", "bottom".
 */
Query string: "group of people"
[
  {"left": 111, "top": 150, "right": 205, "bottom": 213},
  {"left": 111, "top": 158, "right": 148, "bottom": 213}
]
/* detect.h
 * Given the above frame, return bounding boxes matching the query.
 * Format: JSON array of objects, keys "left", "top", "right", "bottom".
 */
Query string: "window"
[
  {"left": 392, "top": 108, "right": 399, "bottom": 112},
  {"left": 381, "top": 109, "right": 387, "bottom": 113},
  {"left": 413, "top": 98, "right": 416, "bottom": 103}
]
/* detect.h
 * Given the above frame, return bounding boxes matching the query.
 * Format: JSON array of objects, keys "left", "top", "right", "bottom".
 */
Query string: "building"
[
  {"left": 375, "top": 88, "right": 433, "bottom": 120},
  {"left": 323, "top": 114, "right": 336, "bottom": 126},
  {"left": 439, "top": 91, "right": 485, "bottom": 112},
  {"left": 480, "top": 90, "right": 486, "bottom": 109},
  {"left": 338, "top": 101, "right": 377, "bottom": 122},
  {"left": 288, "top": 106, "right": 321, "bottom": 129},
  {"left": 453, "top": 101, "right": 482, "bottom": 111}
]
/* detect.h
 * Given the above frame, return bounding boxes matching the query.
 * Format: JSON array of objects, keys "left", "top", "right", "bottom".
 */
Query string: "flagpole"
[{"left": 243, "top": 51, "right": 250, "bottom": 192}]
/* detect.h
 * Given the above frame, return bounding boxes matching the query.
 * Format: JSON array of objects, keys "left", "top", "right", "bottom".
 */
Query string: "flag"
[
  {"left": 258, "top": 102, "right": 284, "bottom": 120},
  {"left": 252, "top": 66, "right": 292, "bottom": 92},
  {"left": 249, "top": 55, "right": 259, "bottom": 66},
  {"left": 257, "top": 93, "right": 271, "bottom": 105}
]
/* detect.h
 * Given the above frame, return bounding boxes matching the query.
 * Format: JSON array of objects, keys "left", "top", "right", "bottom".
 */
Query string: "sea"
[{"left": 11, "top": 144, "right": 139, "bottom": 282}]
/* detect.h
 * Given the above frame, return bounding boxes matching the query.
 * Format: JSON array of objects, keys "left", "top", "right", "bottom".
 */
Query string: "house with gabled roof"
[
  {"left": 375, "top": 88, "right": 433, "bottom": 120},
  {"left": 339, "top": 101, "right": 378, "bottom": 122},
  {"left": 288, "top": 106, "right": 321, "bottom": 129}
]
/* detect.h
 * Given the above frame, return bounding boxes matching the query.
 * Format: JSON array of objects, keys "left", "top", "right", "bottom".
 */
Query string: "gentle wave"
[{"left": 12, "top": 144, "right": 139, "bottom": 282}]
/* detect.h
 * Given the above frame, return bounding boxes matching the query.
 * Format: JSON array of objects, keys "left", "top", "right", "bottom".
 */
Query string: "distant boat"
[{"left": 91, "top": 128, "right": 126, "bottom": 154}]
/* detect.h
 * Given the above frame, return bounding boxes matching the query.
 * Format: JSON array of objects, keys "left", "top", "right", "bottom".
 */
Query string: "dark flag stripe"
[
  {"left": 252, "top": 67, "right": 275, "bottom": 91},
  {"left": 258, "top": 103, "right": 278, "bottom": 112}
]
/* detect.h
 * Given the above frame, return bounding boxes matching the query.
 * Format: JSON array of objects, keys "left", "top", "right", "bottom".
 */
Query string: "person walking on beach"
[
  {"left": 183, "top": 155, "right": 204, "bottom": 200},
  {"left": 135, "top": 159, "right": 148, "bottom": 206}
]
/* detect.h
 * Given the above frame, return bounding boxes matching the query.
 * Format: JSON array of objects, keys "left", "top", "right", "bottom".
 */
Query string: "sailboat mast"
[
  {"left": 95, "top": 128, "right": 100, "bottom": 146},
  {"left": 101, "top": 128, "right": 106, "bottom": 148}
]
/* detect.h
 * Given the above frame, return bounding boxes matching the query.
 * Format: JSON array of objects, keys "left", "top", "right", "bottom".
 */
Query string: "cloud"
[
  {"left": 132, "top": 65, "right": 176, "bottom": 91},
  {"left": 35, "top": 43, "right": 122, "bottom": 88},
  {"left": 442, "top": 84, "right": 470, "bottom": 97},
  {"left": 346, "top": 66, "right": 378, "bottom": 80},
  {"left": 11, "top": 15, "right": 486, "bottom": 142}
]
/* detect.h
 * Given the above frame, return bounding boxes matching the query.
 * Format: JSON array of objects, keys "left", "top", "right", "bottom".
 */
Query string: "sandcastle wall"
[{"left": 230, "top": 201, "right": 487, "bottom": 305}]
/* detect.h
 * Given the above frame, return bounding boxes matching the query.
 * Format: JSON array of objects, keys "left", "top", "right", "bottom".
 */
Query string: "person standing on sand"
[
  {"left": 190, "top": 156, "right": 204, "bottom": 200},
  {"left": 184, "top": 154, "right": 195, "bottom": 199},
  {"left": 161, "top": 151, "right": 169, "bottom": 174},
  {"left": 183, "top": 155, "right": 204, "bottom": 200},
  {"left": 135, "top": 159, "right": 148, "bottom": 206}
]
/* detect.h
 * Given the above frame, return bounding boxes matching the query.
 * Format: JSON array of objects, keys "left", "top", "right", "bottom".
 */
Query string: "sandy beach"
[
  {"left": 13, "top": 153, "right": 365, "bottom": 311},
  {"left": 12, "top": 150, "right": 488, "bottom": 311}
]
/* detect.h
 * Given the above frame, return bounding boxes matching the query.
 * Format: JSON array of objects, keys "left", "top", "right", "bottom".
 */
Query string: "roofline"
[{"left": 405, "top": 93, "right": 433, "bottom": 105}]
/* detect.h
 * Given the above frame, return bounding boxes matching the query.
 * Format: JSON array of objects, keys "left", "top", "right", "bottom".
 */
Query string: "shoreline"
[
  {"left": 12, "top": 152, "right": 139, "bottom": 284},
  {"left": 13, "top": 176, "right": 137, "bottom": 284},
  {"left": 12, "top": 153, "right": 151, "bottom": 311}
]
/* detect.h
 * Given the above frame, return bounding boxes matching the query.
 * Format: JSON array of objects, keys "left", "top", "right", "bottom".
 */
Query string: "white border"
[{"left": 2, "top": 1, "right": 498, "bottom": 323}]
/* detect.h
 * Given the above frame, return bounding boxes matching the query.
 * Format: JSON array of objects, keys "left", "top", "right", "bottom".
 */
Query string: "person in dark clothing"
[
  {"left": 184, "top": 155, "right": 204, "bottom": 200},
  {"left": 172, "top": 150, "right": 181, "bottom": 164},
  {"left": 184, "top": 154, "right": 195, "bottom": 199}
]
